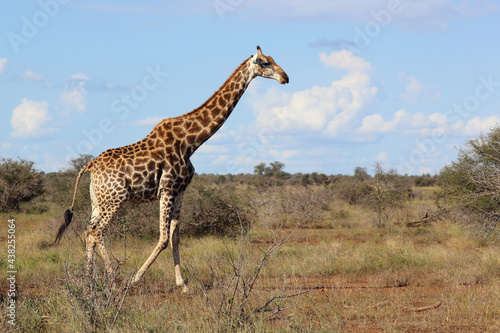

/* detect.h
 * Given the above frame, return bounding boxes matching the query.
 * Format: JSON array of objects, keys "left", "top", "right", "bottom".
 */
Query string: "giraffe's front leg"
[
  {"left": 170, "top": 218, "right": 187, "bottom": 292},
  {"left": 132, "top": 192, "right": 173, "bottom": 284},
  {"left": 170, "top": 192, "right": 188, "bottom": 292}
]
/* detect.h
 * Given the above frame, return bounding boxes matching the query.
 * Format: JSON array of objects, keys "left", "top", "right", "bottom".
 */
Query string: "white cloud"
[
  {"left": 359, "top": 109, "right": 432, "bottom": 135},
  {"left": 197, "top": 144, "right": 230, "bottom": 154},
  {"left": 399, "top": 73, "right": 440, "bottom": 103},
  {"left": 293, "top": 1, "right": 494, "bottom": 30},
  {"left": 57, "top": 74, "right": 89, "bottom": 114},
  {"left": 81, "top": 0, "right": 499, "bottom": 23},
  {"left": 319, "top": 50, "right": 371, "bottom": 71},
  {"left": 358, "top": 109, "right": 500, "bottom": 139},
  {"left": 375, "top": 151, "right": 388, "bottom": 162},
  {"left": 73, "top": 0, "right": 499, "bottom": 32},
  {"left": 269, "top": 149, "right": 299, "bottom": 161},
  {"left": 71, "top": 73, "right": 89, "bottom": 80},
  {"left": 134, "top": 116, "right": 164, "bottom": 126},
  {"left": 234, "top": 154, "right": 254, "bottom": 167},
  {"left": 11, "top": 99, "right": 53, "bottom": 138},
  {"left": 19, "top": 70, "right": 44, "bottom": 82},
  {"left": 0, "top": 58, "right": 8, "bottom": 75},
  {"left": 212, "top": 155, "right": 230, "bottom": 165},
  {"left": 449, "top": 116, "right": 500, "bottom": 137},
  {"left": 250, "top": 50, "right": 377, "bottom": 139}
]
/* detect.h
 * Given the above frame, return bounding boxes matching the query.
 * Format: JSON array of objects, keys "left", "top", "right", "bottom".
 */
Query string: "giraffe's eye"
[{"left": 256, "top": 59, "right": 271, "bottom": 67}]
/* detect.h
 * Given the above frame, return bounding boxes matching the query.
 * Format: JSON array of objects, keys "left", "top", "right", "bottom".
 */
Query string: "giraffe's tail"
[{"left": 51, "top": 164, "right": 90, "bottom": 246}]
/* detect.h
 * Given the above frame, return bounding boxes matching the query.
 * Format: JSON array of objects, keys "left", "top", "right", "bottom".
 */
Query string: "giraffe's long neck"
[{"left": 183, "top": 57, "right": 256, "bottom": 155}]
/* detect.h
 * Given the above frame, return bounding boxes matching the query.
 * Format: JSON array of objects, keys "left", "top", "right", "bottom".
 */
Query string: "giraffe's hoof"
[
  {"left": 130, "top": 275, "right": 142, "bottom": 286},
  {"left": 181, "top": 285, "right": 189, "bottom": 293}
]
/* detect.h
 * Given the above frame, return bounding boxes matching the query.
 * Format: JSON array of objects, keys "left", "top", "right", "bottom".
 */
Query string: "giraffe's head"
[{"left": 251, "top": 46, "right": 289, "bottom": 84}]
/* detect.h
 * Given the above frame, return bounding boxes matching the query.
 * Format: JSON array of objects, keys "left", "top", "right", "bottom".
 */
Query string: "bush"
[
  {"left": 115, "top": 202, "right": 160, "bottom": 239},
  {"left": 439, "top": 126, "right": 500, "bottom": 235},
  {"left": 253, "top": 185, "right": 334, "bottom": 229},
  {"left": 414, "top": 174, "right": 437, "bottom": 187},
  {"left": 102, "top": 181, "right": 253, "bottom": 240},
  {"left": 45, "top": 171, "right": 91, "bottom": 212},
  {"left": 181, "top": 181, "right": 253, "bottom": 237},
  {"left": 363, "top": 162, "right": 412, "bottom": 227},
  {"left": 334, "top": 177, "right": 373, "bottom": 205},
  {"left": 0, "top": 157, "right": 45, "bottom": 212},
  {"left": 332, "top": 163, "right": 412, "bottom": 226}
]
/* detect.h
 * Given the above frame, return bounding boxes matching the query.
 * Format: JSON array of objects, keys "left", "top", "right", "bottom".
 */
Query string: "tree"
[
  {"left": 0, "top": 157, "right": 45, "bottom": 212},
  {"left": 364, "top": 162, "right": 411, "bottom": 227},
  {"left": 254, "top": 162, "right": 266, "bottom": 175},
  {"left": 45, "top": 155, "right": 92, "bottom": 210},
  {"left": 439, "top": 126, "right": 500, "bottom": 234},
  {"left": 67, "top": 154, "right": 94, "bottom": 172},
  {"left": 254, "top": 161, "right": 289, "bottom": 179},
  {"left": 354, "top": 166, "right": 370, "bottom": 181},
  {"left": 269, "top": 161, "right": 285, "bottom": 174}
]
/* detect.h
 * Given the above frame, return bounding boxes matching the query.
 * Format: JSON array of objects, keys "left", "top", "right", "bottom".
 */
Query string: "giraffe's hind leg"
[
  {"left": 87, "top": 185, "right": 123, "bottom": 279},
  {"left": 86, "top": 184, "right": 100, "bottom": 276},
  {"left": 93, "top": 204, "right": 122, "bottom": 277},
  {"left": 85, "top": 230, "right": 97, "bottom": 276}
]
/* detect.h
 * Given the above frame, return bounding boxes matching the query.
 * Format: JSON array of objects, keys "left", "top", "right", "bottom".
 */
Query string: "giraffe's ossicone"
[{"left": 52, "top": 46, "right": 289, "bottom": 291}]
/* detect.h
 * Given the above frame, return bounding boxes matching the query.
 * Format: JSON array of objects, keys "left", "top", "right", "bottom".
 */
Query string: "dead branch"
[
  {"left": 409, "top": 300, "right": 442, "bottom": 312},
  {"left": 406, "top": 209, "right": 449, "bottom": 227},
  {"left": 111, "top": 268, "right": 136, "bottom": 326},
  {"left": 255, "top": 290, "right": 310, "bottom": 313}
]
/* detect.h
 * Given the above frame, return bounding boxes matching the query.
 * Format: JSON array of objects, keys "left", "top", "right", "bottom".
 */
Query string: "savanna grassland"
[{"left": 1, "top": 168, "right": 500, "bottom": 332}]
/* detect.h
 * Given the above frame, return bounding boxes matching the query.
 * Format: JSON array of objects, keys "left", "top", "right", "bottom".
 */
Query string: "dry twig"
[{"left": 409, "top": 300, "right": 442, "bottom": 312}]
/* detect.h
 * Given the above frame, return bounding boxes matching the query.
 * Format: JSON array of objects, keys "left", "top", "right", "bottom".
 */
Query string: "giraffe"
[{"left": 53, "top": 46, "right": 289, "bottom": 291}]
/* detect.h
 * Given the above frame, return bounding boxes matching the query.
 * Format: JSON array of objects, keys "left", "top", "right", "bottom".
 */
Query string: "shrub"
[
  {"left": 0, "top": 157, "right": 45, "bottom": 212},
  {"left": 439, "top": 126, "right": 500, "bottom": 235},
  {"left": 363, "top": 162, "right": 412, "bottom": 227},
  {"left": 109, "top": 180, "right": 254, "bottom": 239},
  {"left": 334, "top": 177, "right": 373, "bottom": 205},
  {"left": 253, "top": 185, "right": 334, "bottom": 229},
  {"left": 414, "top": 174, "right": 437, "bottom": 187},
  {"left": 181, "top": 182, "right": 253, "bottom": 237},
  {"left": 45, "top": 171, "right": 91, "bottom": 212},
  {"left": 333, "top": 163, "right": 412, "bottom": 226},
  {"left": 115, "top": 202, "right": 160, "bottom": 239}
]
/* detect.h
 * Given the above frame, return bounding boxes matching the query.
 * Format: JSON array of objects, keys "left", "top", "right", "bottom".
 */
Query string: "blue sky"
[{"left": 1, "top": 0, "right": 500, "bottom": 175}]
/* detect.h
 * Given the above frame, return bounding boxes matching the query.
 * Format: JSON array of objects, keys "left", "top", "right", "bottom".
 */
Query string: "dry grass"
[{"left": 1, "top": 186, "right": 500, "bottom": 332}]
